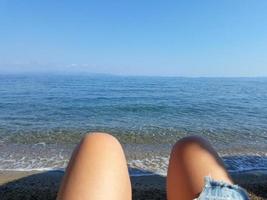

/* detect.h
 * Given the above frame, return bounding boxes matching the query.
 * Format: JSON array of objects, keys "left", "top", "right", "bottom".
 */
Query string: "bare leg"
[
  {"left": 57, "top": 132, "right": 131, "bottom": 200},
  {"left": 167, "top": 136, "right": 233, "bottom": 200}
]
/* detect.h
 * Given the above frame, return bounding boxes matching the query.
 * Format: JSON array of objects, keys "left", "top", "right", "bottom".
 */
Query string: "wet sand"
[{"left": 0, "top": 170, "right": 266, "bottom": 200}]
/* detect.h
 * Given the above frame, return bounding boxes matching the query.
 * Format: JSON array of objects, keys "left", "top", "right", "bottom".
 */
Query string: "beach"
[
  {"left": 0, "top": 75, "right": 267, "bottom": 199},
  {"left": 0, "top": 170, "right": 266, "bottom": 200},
  {"left": 2, "top": 0, "right": 267, "bottom": 198}
]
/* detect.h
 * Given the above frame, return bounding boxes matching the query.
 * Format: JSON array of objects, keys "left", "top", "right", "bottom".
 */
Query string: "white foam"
[
  {"left": 0, "top": 148, "right": 266, "bottom": 176},
  {"left": 0, "top": 168, "right": 64, "bottom": 172}
]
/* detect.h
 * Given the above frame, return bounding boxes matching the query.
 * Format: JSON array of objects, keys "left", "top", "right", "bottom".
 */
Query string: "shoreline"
[{"left": 1, "top": 170, "right": 267, "bottom": 200}]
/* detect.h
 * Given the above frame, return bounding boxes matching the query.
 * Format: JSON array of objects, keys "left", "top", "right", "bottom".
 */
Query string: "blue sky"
[{"left": 0, "top": 0, "right": 267, "bottom": 76}]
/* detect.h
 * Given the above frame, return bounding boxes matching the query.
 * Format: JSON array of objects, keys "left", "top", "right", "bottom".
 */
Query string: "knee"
[
  {"left": 171, "top": 135, "right": 211, "bottom": 159},
  {"left": 81, "top": 132, "right": 122, "bottom": 151}
]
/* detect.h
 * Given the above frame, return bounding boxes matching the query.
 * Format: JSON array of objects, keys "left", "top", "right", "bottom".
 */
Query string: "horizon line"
[{"left": 0, "top": 71, "right": 267, "bottom": 78}]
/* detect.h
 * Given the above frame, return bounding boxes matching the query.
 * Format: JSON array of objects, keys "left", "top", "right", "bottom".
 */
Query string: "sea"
[{"left": 0, "top": 74, "right": 267, "bottom": 176}]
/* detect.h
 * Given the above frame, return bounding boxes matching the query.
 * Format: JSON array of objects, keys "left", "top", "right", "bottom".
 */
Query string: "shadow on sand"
[
  {"left": 0, "top": 158, "right": 267, "bottom": 200},
  {"left": 0, "top": 168, "right": 167, "bottom": 200}
]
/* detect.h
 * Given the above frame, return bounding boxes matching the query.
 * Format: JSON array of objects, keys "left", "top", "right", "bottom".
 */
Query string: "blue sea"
[{"left": 0, "top": 74, "right": 267, "bottom": 175}]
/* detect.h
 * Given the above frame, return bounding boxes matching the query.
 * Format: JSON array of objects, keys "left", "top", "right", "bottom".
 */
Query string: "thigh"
[
  {"left": 57, "top": 133, "right": 132, "bottom": 200},
  {"left": 167, "top": 136, "right": 232, "bottom": 200}
]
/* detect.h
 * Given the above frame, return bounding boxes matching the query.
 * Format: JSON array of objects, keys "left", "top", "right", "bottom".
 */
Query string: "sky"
[{"left": 0, "top": 0, "right": 267, "bottom": 77}]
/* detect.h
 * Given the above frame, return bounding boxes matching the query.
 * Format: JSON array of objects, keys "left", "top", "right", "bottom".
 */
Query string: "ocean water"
[{"left": 0, "top": 74, "right": 267, "bottom": 175}]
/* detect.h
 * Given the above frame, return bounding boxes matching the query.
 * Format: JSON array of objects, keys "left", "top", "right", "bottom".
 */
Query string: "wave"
[{"left": 1, "top": 156, "right": 266, "bottom": 177}]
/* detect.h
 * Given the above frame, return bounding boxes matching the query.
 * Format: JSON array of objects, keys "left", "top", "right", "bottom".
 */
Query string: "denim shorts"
[{"left": 195, "top": 176, "right": 249, "bottom": 200}]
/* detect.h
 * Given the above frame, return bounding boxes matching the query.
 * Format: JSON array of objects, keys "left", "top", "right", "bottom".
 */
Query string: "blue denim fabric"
[{"left": 196, "top": 176, "right": 249, "bottom": 200}]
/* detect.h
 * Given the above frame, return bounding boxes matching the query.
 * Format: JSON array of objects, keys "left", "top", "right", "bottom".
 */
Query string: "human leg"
[
  {"left": 167, "top": 136, "right": 232, "bottom": 200},
  {"left": 57, "top": 132, "right": 131, "bottom": 200}
]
